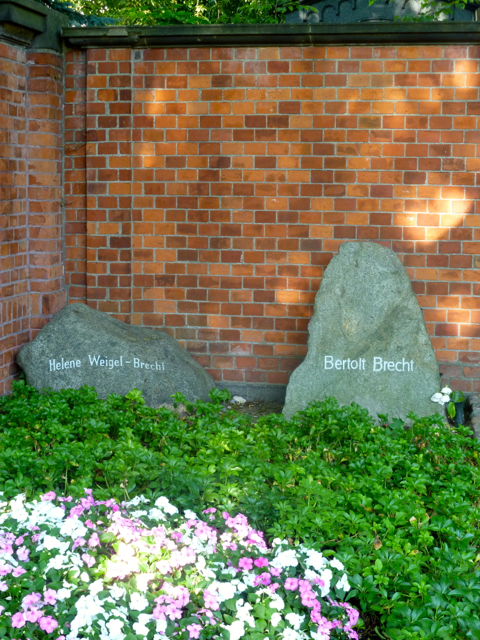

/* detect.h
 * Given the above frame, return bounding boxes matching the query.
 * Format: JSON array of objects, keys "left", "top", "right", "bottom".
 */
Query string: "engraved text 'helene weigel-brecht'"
[{"left": 48, "top": 355, "right": 166, "bottom": 372}]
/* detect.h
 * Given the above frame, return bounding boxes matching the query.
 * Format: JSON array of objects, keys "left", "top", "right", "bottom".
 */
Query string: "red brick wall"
[
  {"left": 0, "top": 43, "right": 65, "bottom": 395},
  {"left": 64, "top": 44, "right": 480, "bottom": 393}
]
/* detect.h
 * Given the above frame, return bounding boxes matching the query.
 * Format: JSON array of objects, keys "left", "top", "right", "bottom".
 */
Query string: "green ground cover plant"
[{"left": 2, "top": 380, "right": 480, "bottom": 639}]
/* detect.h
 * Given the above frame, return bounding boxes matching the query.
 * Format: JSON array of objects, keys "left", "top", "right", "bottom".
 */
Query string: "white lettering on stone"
[
  {"left": 324, "top": 356, "right": 366, "bottom": 371},
  {"left": 373, "top": 357, "right": 414, "bottom": 373},
  {"left": 323, "top": 355, "right": 414, "bottom": 373},
  {"left": 48, "top": 357, "right": 82, "bottom": 372},
  {"left": 48, "top": 355, "right": 166, "bottom": 373}
]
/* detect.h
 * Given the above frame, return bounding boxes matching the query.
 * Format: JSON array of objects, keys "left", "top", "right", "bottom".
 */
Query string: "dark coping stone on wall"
[
  {"left": 63, "top": 22, "right": 480, "bottom": 49},
  {"left": 0, "top": 0, "right": 67, "bottom": 51}
]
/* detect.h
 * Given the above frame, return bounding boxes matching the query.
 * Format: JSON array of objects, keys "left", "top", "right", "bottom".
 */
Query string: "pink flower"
[
  {"left": 12, "top": 567, "right": 26, "bottom": 577},
  {"left": 88, "top": 533, "right": 100, "bottom": 548},
  {"left": 253, "top": 572, "right": 271, "bottom": 587},
  {"left": 22, "top": 593, "right": 41, "bottom": 607},
  {"left": 72, "top": 537, "right": 86, "bottom": 550},
  {"left": 44, "top": 589, "right": 58, "bottom": 605},
  {"left": 254, "top": 557, "right": 269, "bottom": 568},
  {"left": 284, "top": 578, "right": 299, "bottom": 591},
  {"left": 0, "top": 581, "right": 8, "bottom": 592},
  {"left": 25, "top": 608, "right": 43, "bottom": 623},
  {"left": 203, "top": 589, "right": 219, "bottom": 611},
  {"left": 187, "top": 623, "right": 202, "bottom": 639},
  {"left": 11, "top": 612, "right": 25, "bottom": 628},
  {"left": 238, "top": 557, "right": 253, "bottom": 571},
  {"left": 156, "top": 560, "right": 172, "bottom": 574},
  {"left": 39, "top": 616, "right": 59, "bottom": 633},
  {"left": 41, "top": 492, "right": 56, "bottom": 502},
  {"left": 81, "top": 553, "right": 95, "bottom": 568},
  {"left": 17, "top": 546, "right": 29, "bottom": 562}
]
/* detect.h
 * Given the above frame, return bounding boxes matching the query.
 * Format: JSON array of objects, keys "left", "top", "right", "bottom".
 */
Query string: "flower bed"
[{"left": 0, "top": 490, "right": 359, "bottom": 640}]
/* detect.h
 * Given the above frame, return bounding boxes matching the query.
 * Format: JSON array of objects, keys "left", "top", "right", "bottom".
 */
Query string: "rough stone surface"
[
  {"left": 283, "top": 242, "right": 440, "bottom": 420},
  {"left": 468, "top": 394, "right": 480, "bottom": 439},
  {"left": 17, "top": 304, "right": 215, "bottom": 406}
]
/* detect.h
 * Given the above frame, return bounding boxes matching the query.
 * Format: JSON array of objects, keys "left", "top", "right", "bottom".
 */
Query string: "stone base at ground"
[
  {"left": 283, "top": 242, "right": 441, "bottom": 421},
  {"left": 17, "top": 304, "right": 215, "bottom": 406}
]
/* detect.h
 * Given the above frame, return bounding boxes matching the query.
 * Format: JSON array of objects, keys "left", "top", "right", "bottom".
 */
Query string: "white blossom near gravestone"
[
  {"left": 283, "top": 242, "right": 441, "bottom": 420},
  {"left": 17, "top": 304, "right": 215, "bottom": 407}
]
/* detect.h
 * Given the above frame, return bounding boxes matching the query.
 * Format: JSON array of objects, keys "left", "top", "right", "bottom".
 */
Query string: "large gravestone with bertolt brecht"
[
  {"left": 283, "top": 242, "right": 440, "bottom": 420},
  {"left": 17, "top": 304, "right": 215, "bottom": 406}
]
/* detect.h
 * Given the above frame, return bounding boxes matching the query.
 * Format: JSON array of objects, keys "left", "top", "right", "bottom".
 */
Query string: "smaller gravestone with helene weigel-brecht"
[
  {"left": 17, "top": 304, "right": 215, "bottom": 407},
  {"left": 283, "top": 242, "right": 441, "bottom": 421}
]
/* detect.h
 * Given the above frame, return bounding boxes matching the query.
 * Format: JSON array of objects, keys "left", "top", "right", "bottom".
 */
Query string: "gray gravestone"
[
  {"left": 17, "top": 304, "right": 215, "bottom": 406},
  {"left": 283, "top": 242, "right": 440, "bottom": 420}
]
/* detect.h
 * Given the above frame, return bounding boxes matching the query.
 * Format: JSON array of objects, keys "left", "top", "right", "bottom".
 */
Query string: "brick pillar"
[
  {"left": 85, "top": 48, "right": 133, "bottom": 322},
  {"left": 0, "top": 42, "right": 29, "bottom": 394},
  {"left": 0, "top": 40, "right": 65, "bottom": 394},
  {"left": 64, "top": 49, "right": 87, "bottom": 303},
  {"left": 26, "top": 50, "right": 66, "bottom": 335}
]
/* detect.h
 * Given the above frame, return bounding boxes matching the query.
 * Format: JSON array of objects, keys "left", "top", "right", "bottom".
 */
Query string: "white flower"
[
  {"left": 236, "top": 601, "right": 255, "bottom": 627},
  {"left": 60, "top": 518, "right": 88, "bottom": 540},
  {"left": 225, "top": 619, "right": 245, "bottom": 640},
  {"left": 56, "top": 587, "right": 72, "bottom": 601},
  {"left": 106, "top": 618, "right": 126, "bottom": 640},
  {"left": 133, "top": 620, "right": 150, "bottom": 636},
  {"left": 282, "top": 628, "right": 300, "bottom": 640},
  {"left": 231, "top": 579, "right": 248, "bottom": 592},
  {"left": 430, "top": 392, "right": 443, "bottom": 403},
  {"left": 285, "top": 613, "right": 305, "bottom": 630},
  {"left": 156, "top": 619, "right": 167, "bottom": 634},
  {"left": 441, "top": 394, "right": 451, "bottom": 405},
  {"left": 110, "top": 584, "right": 127, "bottom": 601},
  {"left": 441, "top": 387, "right": 452, "bottom": 395},
  {"left": 270, "top": 594, "right": 285, "bottom": 610},
  {"left": 133, "top": 613, "right": 152, "bottom": 637},
  {"left": 123, "top": 495, "right": 150, "bottom": 507},
  {"left": 271, "top": 612, "right": 282, "bottom": 627},
  {"left": 38, "top": 534, "right": 69, "bottom": 552},
  {"left": 209, "top": 580, "right": 236, "bottom": 602},
  {"left": 329, "top": 558, "right": 344, "bottom": 571},
  {"left": 154, "top": 497, "right": 178, "bottom": 515},
  {"left": 335, "top": 573, "right": 351, "bottom": 592},
  {"left": 318, "top": 568, "right": 333, "bottom": 597},
  {"left": 304, "top": 550, "right": 327, "bottom": 571},
  {"left": 130, "top": 592, "right": 149, "bottom": 611},
  {"left": 271, "top": 549, "right": 298, "bottom": 569},
  {"left": 136, "top": 573, "right": 155, "bottom": 592},
  {"left": 184, "top": 510, "right": 198, "bottom": 520},
  {"left": 89, "top": 580, "right": 104, "bottom": 596},
  {"left": 80, "top": 571, "right": 90, "bottom": 582},
  {"left": 147, "top": 508, "right": 166, "bottom": 521}
]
